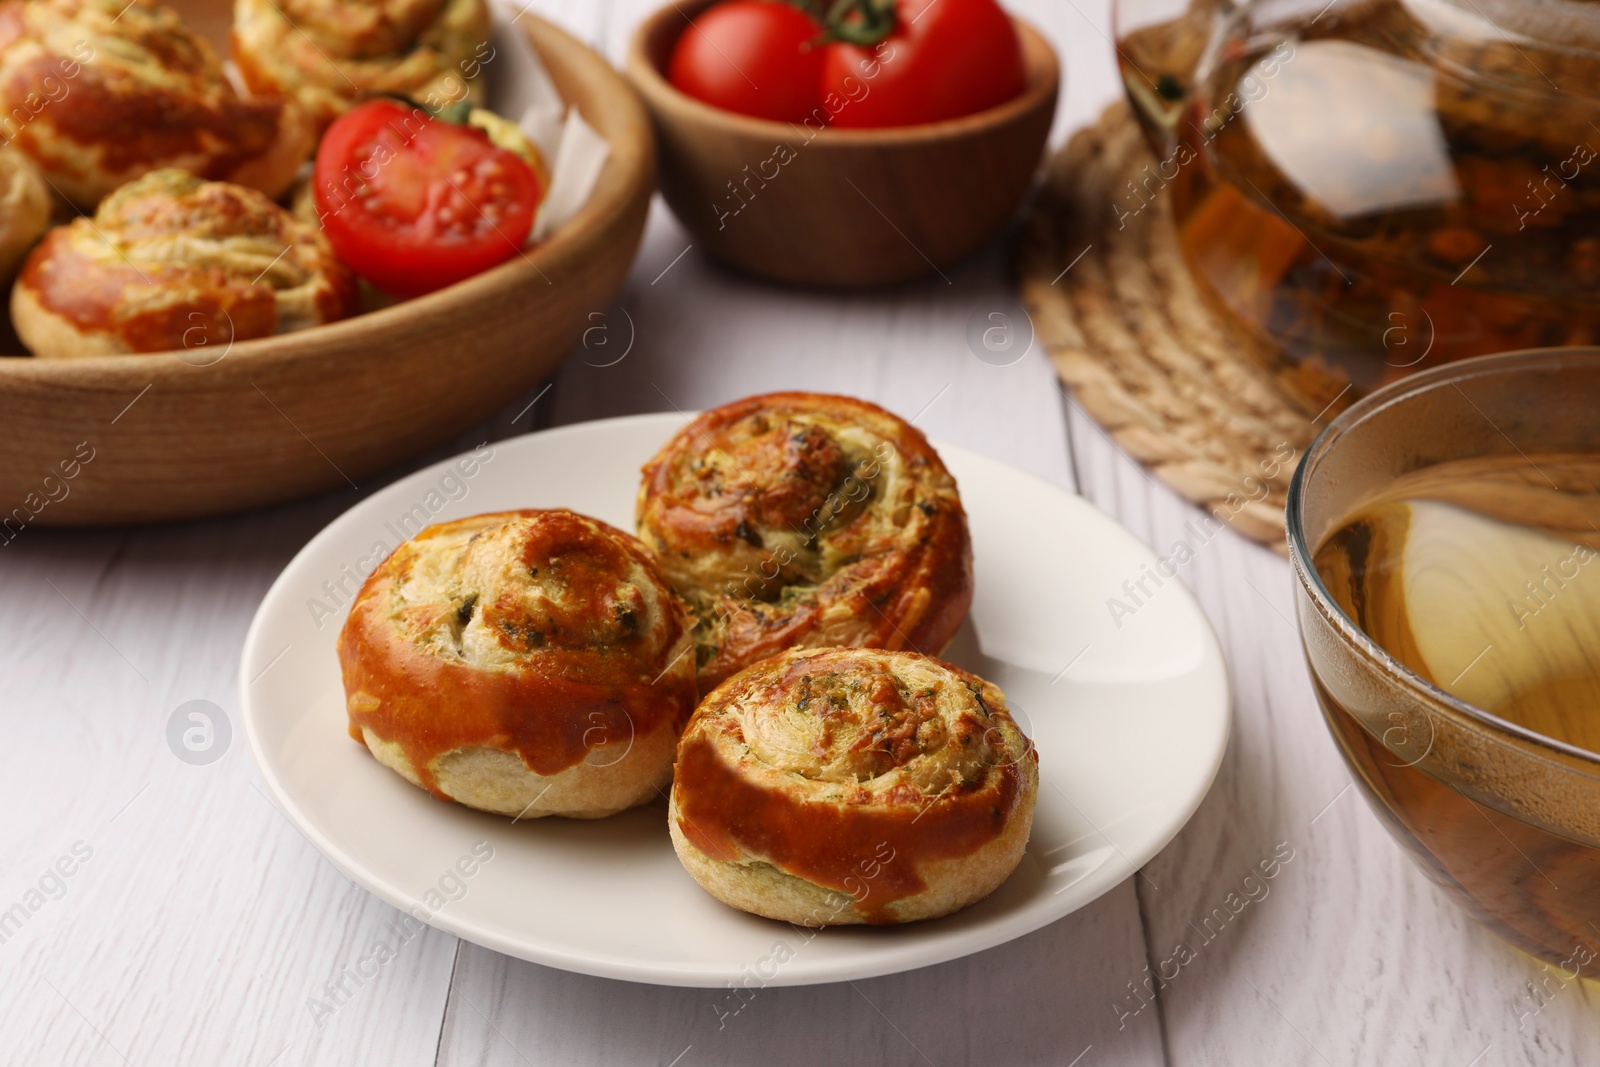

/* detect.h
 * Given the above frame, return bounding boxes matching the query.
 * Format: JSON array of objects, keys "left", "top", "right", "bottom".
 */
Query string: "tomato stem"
[
  {"left": 431, "top": 100, "right": 474, "bottom": 125},
  {"left": 827, "top": 0, "right": 897, "bottom": 44},
  {"left": 376, "top": 92, "right": 473, "bottom": 125},
  {"left": 786, "top": 0, "right": 897, "bottom": 46}
]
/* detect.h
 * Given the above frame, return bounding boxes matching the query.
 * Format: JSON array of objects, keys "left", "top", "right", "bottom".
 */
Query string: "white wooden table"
[{"left": 6, "top": 2, "right": 1599, "bottom": 1064}]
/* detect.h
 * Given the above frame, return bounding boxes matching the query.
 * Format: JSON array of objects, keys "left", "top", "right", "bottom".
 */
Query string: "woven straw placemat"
[{"left": 1017, "top": 101, "right": 1329, "bottom": 550}]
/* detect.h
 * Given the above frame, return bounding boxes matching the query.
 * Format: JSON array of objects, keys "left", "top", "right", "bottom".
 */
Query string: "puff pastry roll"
[
  {"left": 0, "top": 0, "right": 313, "bottom": 208},
  {"left": 669, "top": 646, "right": 1038, "bottom": 924},
  {"left": 13, "top": 168, "right": 358, "bottom": 356},
  {"left": 0, "top": 149, "right": 49, "bottom": 281},
  {"left": 337, "top": 509, "right": 699, "bottom": 820},
  {"left": 637, "top": 392, "right": 975, "bottom": 691},
  {"left": 232, "top": 0, "right": 492, "bottom": 131}
]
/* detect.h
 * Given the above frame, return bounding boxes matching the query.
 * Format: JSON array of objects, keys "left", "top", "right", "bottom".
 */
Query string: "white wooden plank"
[
  {"left": 601, "top": 0, "right": 660, "bottom": 65},
  {"left": 542, "top": 201, "right": 1077, "bottom": 494},
  {"left": 0, "top": 513, "right": 460, "bottom": 1066},
  {"left": 1063, "top": 399, "right": 1600, "bottom": 1066},
  {"left": 437, "top": 880, "right": 1164, "bottom": 1067},
  {"left": 1008, "top": 0, "right": 1125, "bottom": 149}
]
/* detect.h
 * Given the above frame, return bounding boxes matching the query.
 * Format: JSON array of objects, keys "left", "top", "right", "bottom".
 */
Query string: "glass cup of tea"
[{"left": 1288, "top": 348, "right": 1600, "bottom": 975}]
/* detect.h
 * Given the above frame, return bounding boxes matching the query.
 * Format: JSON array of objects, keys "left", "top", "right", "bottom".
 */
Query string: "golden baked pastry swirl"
[
  {"left": 669, "top": 646, "right": 1038, "bottom": 925},
  {"left": 0, "top": 0, "right": 313, "bottom": 208},
  {"left": 0, "top": 149, "right": 49, "bottom": 281},
  {"left": 232, "top": 0, "right": 492, "bottom": 130},
  {"left": 637, "top": 392, "right": 975, "bottom": 691},
  {"left": 338, "top": 509, "right": 700, "bottom": 819},
  {"left": 12, "top": 168, "right": 359, "bottom": 357}
]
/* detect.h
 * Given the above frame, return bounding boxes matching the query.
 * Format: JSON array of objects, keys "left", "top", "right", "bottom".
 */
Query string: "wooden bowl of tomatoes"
[
  {"left": 627, "top": 0, "right": 1058, "bottom": 288},
  {"left": 0, "top": 5, "right": 653, "bottom": 526}
]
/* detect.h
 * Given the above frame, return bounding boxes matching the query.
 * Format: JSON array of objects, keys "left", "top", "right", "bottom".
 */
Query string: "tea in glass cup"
[{"left": 1290, "top": 349, "right": 1600, "bottom": 973}]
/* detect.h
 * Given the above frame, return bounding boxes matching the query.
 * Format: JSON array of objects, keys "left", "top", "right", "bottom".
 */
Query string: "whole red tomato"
[
  {"left": 668, "top": 1, "right": 826, "bottom": 122},
  {"left": 820, "top": 0, "right": 1026, "bottom": 127}
]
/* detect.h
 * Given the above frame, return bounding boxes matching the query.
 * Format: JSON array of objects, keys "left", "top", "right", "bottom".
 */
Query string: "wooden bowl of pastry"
[
  {"left": 626, "top": 0, "right": 1058, "bottom": 288},
  {"left": 0, "top": 1, "right": 654, "bottom": 527}
]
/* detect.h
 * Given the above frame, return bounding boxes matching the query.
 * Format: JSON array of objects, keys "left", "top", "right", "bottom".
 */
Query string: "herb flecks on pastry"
[
  {"left": 637, "top": 392, "right": 975, "bottom": 690},
  {"left": 232, "top": 0, "right": 493, "bottom": 131},
  {"left": 338, "top": 509, "right": 699, "bottom": 820},
  {"left": 0, "top": 149, "right": 49, "bottom": 281},
  {"left": 13, "top": 168, "right": 357, "bottom": 356},
  {"left": 0, "top": 0, "right": 313, "bottom": 207},
  {"left": 669, "top": 646, "right": 1038, "bottom": 925}
]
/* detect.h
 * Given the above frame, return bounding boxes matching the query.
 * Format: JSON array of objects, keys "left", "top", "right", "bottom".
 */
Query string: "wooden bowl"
[
  {"left": 0, "top": 3, "right": 654, "bottom": 527},
  {"left": 627, "top": 0, "right": 1058, "bottom": 288}
]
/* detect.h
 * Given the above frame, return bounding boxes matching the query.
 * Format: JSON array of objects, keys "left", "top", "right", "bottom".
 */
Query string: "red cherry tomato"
[
  {"left": 820, "top": 0, "right": 1026, "bottom": 128},
  {"left": 313, "top": 99, "right": 542, "bottom": 298},
  {"left": 668, "top": 1, "right": 825, "bottom": 122}
]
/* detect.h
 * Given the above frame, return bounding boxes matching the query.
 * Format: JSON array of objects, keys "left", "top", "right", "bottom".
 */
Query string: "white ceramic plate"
[{"left": 240, "top": 414, "right": 1229, "bottom": 987}]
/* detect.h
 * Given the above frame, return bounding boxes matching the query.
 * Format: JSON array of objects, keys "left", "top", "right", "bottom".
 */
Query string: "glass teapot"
[{"left": 1114, "top": 0, "right": 1600, "bottom": 410}]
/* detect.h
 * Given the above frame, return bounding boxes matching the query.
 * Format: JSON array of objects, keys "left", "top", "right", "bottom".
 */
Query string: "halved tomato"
[{"left": 314, "top": 99, "right": 542, "bottom": 298}]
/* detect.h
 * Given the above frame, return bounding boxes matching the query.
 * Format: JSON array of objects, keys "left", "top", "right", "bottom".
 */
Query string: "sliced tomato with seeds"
[{"left": 313, "top": 99, "right": 543, "bottom": 298}]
